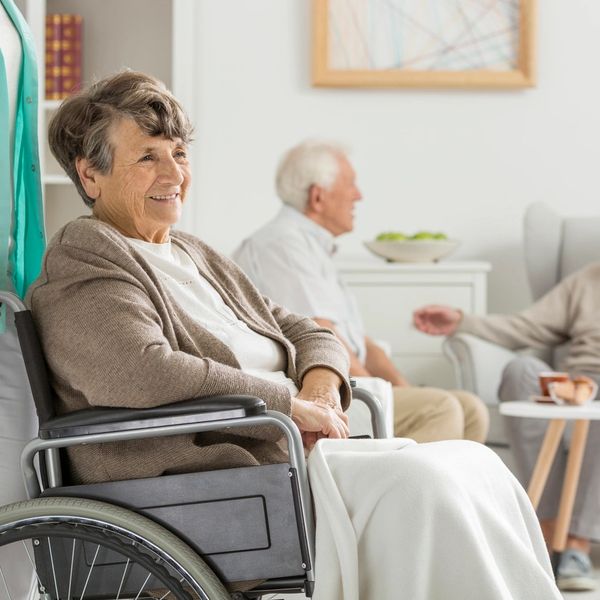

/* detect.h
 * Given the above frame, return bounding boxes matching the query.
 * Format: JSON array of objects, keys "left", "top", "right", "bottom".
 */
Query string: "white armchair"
[{"left": 444, "top": 202, "right": 600, "bottom": 444}]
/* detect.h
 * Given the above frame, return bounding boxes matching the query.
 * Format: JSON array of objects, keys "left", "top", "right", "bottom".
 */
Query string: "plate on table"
[{"left": 530, "top": 395, "right": 562, "bottom": 405}]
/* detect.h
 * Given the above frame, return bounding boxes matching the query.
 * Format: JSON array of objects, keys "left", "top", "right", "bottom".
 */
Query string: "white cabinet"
[
  {"left": 18, "top": 0, "right": 198, "bottom": 239},
  {"left": 337, "top": 260, "right": 491, "bottom": 388}
]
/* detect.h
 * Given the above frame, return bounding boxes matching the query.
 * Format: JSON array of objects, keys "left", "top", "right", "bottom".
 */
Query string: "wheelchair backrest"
[{"left": 13, "top": 309, "right": 56, "bottom": 425}]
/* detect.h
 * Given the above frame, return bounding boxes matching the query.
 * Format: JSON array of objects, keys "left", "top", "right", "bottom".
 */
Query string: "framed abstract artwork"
[{"left": 312, "top": 0, "right": 537, "bottom": 88}]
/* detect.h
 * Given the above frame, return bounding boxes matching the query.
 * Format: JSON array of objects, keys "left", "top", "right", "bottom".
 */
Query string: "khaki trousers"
[{"left": 393, "top": 386, "right": 489, "bottom": 443}]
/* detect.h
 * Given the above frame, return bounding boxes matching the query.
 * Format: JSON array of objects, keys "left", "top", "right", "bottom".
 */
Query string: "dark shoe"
[{"left": 556, "top": 549, "right": 597, "bottom": 591}]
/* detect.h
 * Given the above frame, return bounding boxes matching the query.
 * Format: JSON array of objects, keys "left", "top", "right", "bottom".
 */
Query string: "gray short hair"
[
  {"left": 275, "top": 140, "right": 348, "bottom": 212},
  {"left": 48, "top": 70, "right": 193, "bottom": 208}
]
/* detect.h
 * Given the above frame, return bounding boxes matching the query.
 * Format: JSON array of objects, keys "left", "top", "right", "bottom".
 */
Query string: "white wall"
[{"left": 188, "top": 0, "right": 600, "bottom": 314}]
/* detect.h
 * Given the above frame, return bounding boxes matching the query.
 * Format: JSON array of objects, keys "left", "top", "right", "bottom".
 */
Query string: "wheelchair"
[{"left": 0, "top": 290, "right": 387, "bottom": 600}]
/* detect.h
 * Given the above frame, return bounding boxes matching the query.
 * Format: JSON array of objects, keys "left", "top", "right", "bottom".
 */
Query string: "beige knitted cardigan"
[{"left": 26, "top": 217, "right": 351, "bottom": 484}]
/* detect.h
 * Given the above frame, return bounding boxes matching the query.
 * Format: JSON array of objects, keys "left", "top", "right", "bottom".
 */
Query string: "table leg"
[
  {"left": 527, "top": 419, "right": 566, "bottom": 509},
  {"left": 552, "top": 419, "right": 590, "bottom": 559}
]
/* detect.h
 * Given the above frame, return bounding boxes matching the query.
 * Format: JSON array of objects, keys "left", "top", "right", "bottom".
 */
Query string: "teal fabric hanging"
[{"left": 0, "top": 0, "right": 45, "bottom": 329}]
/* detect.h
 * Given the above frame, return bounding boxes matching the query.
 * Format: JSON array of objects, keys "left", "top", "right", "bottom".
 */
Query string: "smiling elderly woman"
[
  {"left": 25, "top": 71, "right": 562, "bottom": 600},
  {"left": 31, "top": 71, "right": 350, "bottom": 483}
]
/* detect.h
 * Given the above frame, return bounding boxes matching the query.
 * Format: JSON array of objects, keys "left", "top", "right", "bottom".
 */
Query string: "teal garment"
[{"left": 0, "top": 0, "right": 45, "bottom": 315}]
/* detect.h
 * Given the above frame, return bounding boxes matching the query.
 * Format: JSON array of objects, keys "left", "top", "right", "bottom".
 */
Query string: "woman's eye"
[
  {"left": 174, "top": 150, "right": 187, "bottom": 159},
  {"left": 140, "top": 155, "right": 154, "bottom": 162}
]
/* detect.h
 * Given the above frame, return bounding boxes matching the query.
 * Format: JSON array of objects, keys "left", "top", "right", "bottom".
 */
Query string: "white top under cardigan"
[{"left": 127, "top": 236, "right": 299, "bottom": 395}]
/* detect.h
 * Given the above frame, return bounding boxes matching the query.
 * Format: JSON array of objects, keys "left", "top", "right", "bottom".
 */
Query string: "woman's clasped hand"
[
  {"left": 292, "top": 397, "right": 349, "bottom": 449},
  {"left": 292, "top": 366, "right": 349, "bottom": 448}
]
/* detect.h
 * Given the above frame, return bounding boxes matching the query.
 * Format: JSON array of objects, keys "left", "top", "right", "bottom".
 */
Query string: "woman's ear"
[{"left": 75, "top": 157, "right": 101, "bottom": 200}]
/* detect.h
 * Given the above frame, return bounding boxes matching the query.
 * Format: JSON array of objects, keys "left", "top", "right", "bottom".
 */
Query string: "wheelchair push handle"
[{"left": 0, "top": 290, "right": 27, "bottom": 312}]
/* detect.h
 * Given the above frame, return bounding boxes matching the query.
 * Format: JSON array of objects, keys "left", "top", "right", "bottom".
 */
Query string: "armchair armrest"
[
  {"left": 39, "top": 395, "right": 266, "bottom": 439},
  {"left": 443, "top": 333, "right": 518, "bottom": 406}
]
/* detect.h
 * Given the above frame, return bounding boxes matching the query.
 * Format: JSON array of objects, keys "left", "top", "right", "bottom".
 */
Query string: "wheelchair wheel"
[{"left": 0, "top": 496, "right": 231, "bottom": 600}]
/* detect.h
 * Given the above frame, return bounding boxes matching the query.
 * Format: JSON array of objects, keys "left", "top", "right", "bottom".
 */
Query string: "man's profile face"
[{"left": 316, "top": 155, "right": 362, "bottom": 237}]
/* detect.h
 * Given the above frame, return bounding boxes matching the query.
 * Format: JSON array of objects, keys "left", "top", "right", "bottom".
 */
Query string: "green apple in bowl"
[
  {"left": 376, "top": 232, "right": 407, "bottom": 241},
  {"left": 410, "top": 231, "right": 448, "bottom": 241},
  {"left": 410, "top": 231, "right": 435, "bottom": 240}
]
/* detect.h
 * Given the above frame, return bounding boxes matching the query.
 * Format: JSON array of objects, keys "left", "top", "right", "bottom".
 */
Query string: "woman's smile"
[{"left": 147, "top": 192, "right": 181, "bottom": 203}]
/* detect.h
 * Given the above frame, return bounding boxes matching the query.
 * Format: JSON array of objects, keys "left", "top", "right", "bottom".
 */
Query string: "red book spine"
[
  {"left": 45, "top": 14, "right": 62, "bottom": 100},
  {"left": 60, "top": 14, "right": 83, "bottom": 98}
]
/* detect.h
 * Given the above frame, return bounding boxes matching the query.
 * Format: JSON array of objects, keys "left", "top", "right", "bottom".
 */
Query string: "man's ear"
[
  {"left": 306, "top": 184, "right": 323, "bottom": 214},
  {"left": 75, "top": 157, "right": 101, "bottom": 200}
]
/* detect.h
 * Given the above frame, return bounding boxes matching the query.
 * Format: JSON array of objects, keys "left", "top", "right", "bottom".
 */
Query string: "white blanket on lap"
[{"left": 308, "top": 438, "right": 561, "bottom": 600}]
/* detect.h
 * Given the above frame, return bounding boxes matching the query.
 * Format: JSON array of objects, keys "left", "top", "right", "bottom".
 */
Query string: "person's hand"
[
  {"left": 413, "top": 305, "right": 462, "bottom": 336},
  {"left": 390, "top": 374, "right": 410, "bottom": 388},
  {"left": 298, "top": 367, "right": 344, "bottom": 412},
  {"left": 297, "top": 382, "right": 344, "bottom": 413},
  {"left": 291, "top": 397, "right": 349, "bottom": 450}
]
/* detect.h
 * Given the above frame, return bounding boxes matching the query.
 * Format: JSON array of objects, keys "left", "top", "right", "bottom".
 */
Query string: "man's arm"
[
  {"left": 364, "top": 336, "right": 409, "bottom": 387},
  {"left": 414, "top": 272, "right": 575, "bottom": 350},
  {"left": 312, "top": 317, "right": 371, "bottom": 377},
  {"left": 314, "top": 320, "right": 409, "bottom": 386}
]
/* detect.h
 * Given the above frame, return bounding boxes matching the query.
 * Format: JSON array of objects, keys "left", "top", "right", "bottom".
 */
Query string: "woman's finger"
[{"left": 338, "top": 410, "right": 349, "bottom": 426}]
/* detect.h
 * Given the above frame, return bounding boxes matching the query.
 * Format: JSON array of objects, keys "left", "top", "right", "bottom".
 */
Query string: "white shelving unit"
[{"left": 18, "top": 0, "right": 199, "bottom": 239}]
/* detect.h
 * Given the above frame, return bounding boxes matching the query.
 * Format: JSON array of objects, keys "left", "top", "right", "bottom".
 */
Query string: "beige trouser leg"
[
  {"left": 393, "top": 386, "right": 464, "bottom": 443},
  {"left": 448, "top": 390, "right": 489, "bottom": 443},
  {"left": 393, "top": 387, "right": 489, "bottom": 444}
]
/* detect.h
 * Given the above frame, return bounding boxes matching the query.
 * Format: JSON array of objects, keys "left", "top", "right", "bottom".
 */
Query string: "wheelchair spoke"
[
  {"left": 133, "top": 572, "right": 152, "bottom": 600},
  {"left": 0, "top": 565, "right": 14, "bottom": 600},
  {"left": 78, "top": 543, "right": 100, "bottom": 600},
  {"left": 22, "top": 540, "right": 46, "bottom": 594},
  {"left": 158, "top": 584, "right": 174, "bottom": 599},
  {"left": 67, "top": 539, "right": 76, "bottom": 600},
  {"left": 47, "top": 538, "right": 60, "bottom": 600},
  {"left": 115, "top": 558, "right": 131, "bottom": 600}
]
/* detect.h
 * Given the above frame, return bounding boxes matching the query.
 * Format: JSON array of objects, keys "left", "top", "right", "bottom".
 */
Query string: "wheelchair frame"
[{"left": 0, "top": 290, "right": 386, "bottom": 599}]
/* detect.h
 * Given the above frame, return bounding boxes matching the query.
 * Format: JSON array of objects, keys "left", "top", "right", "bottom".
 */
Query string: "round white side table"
[{"left": 500, "top": 401, "right": 600, "bottom": 570}]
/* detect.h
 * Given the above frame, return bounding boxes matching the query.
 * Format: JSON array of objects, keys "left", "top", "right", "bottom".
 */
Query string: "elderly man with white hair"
[{"left": 234, "top": 140, "right": 488, "bottom": 444}]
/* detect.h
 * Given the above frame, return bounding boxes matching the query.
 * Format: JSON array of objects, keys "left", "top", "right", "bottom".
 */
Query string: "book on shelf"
[{"left": 45, "top": 14, "right": 83, "bottom": 100}]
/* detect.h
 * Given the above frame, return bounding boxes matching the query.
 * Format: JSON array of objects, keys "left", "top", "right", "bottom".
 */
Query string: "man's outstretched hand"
[{"left": 413, "top": 305, "right": 462, "bottom": 336}]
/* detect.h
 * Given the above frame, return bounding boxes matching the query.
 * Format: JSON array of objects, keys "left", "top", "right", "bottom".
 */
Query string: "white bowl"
[{"left": 364, "top": 239, "right": 460, "bottom": 263}]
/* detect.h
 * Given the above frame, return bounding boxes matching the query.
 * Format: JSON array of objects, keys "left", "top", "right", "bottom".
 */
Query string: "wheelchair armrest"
[
  {"left": 351, "top": 386, "right": 389, "bottom": 439},
  {"left": 39, "top": 395, "right": 266, "bottom": 440}
]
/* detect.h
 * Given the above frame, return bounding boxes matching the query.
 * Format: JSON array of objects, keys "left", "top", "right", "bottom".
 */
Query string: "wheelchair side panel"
[{"left": 42, "top": 462, "right": 307, "bottom": 584}]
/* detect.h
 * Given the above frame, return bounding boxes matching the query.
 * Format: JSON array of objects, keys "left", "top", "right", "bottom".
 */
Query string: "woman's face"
[{"left": 80, "top": 118, "right": 191, "bottom": 243}]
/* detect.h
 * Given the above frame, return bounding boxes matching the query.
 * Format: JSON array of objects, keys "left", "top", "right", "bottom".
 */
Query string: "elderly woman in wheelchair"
[{"left": 0, "top": 71, "right": 562, "bottom": 600}]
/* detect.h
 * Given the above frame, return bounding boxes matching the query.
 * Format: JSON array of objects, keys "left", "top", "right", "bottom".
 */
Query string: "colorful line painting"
[
  {"left": 313, "top": 0, "right": 536, "bottom": 87},
  {"left": 329, "top": 0, "right": 520, "bottom": 71}
]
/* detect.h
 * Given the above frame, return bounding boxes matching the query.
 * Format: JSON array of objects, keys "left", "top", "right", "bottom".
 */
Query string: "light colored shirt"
[
  {"left": 233, "top": 205, "right": 367, "bottom": 362},
  {"left": 127, "top": 236, "right": 298, "bottom": 395}
]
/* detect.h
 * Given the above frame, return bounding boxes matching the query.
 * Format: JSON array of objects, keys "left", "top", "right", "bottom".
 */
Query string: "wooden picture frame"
[{"left": 312, "top": 0, "right": 537, "bottom": 89}]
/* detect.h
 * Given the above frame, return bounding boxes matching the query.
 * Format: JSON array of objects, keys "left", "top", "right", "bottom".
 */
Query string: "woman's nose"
[{"left": 158, "top": 157, "right": 184, "bottom": 185}]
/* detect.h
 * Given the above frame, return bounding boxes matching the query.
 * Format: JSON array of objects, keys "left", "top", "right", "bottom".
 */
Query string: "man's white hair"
[{"left": 275, "top": 140, "right": 349, "bottom": 212}]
